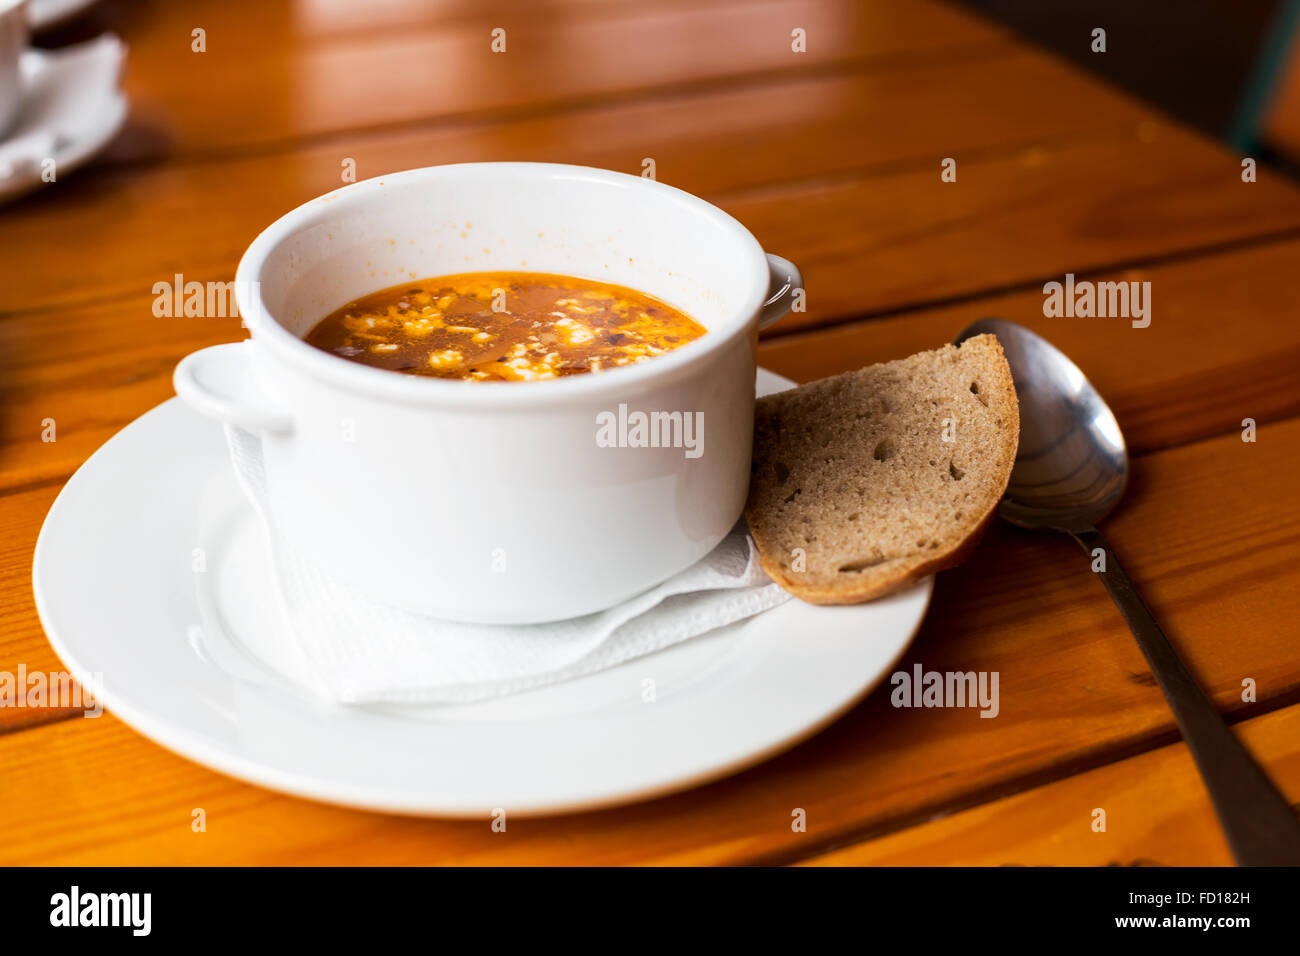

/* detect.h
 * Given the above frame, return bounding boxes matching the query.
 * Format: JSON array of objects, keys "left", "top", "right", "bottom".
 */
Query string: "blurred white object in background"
[
  {"left": 28, "top": 0, "right": 97, "bottom": 32},
  {"left": 0, "top": 0, "right": 29, "bottom": 136},
  {"left": 0, "top": 31, "right": 125, "bottom": 202}
]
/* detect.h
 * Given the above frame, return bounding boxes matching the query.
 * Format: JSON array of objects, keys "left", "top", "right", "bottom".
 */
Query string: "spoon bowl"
[{"left": 957, "top": 317, "right": 1127, "bottom": 533}]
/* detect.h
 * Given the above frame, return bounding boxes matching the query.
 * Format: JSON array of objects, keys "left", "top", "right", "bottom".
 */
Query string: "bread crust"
[
  {"left": 746, "top": 335, "right": 1019, "bottom": 604},
  {"left": 751, "top": 503, "right": 999, "bottom": 604}
]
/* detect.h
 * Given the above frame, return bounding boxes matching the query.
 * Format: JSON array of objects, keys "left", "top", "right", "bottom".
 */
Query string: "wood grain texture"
[
  {"left": 8, "top": 116, "right": 1298, "bottom": 323},
  {"left": 5, "top": 0, "right": 1299, "bottom": 866},
  {"left": 3, "top": 419, "right": 1297, "bottom": 864},
  {"left": 756, "top": 237, "right": 1300, "bottom": 453},
  {"left": 0, "top": 483, "right": 87, "bottom": 733},
  {"left": 4, "top": 40, "right": 1160, "bottom": 314},
  {"left": 104, "top": 0, "right": 1010, "bottom": 158},
  {"left": 731, "top": 122, "right": 1300, "bottom": 334},
  {"left": 798, "top": 704, "right": 1300, "bottom": 866}
]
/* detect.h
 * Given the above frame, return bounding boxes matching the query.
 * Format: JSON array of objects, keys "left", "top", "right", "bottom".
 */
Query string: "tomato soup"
[{"left": 304, "top": 272, "right": 707, "bottom": 382}]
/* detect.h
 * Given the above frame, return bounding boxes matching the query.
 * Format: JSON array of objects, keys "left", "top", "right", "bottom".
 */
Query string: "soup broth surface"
[{"left": 304, "top": 272, "right": 707, "bottom": 382}]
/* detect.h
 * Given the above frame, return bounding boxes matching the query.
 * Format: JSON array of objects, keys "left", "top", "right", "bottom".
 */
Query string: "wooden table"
[{"left": 3, "top": 0, "right": 1299, "bottom": 866}]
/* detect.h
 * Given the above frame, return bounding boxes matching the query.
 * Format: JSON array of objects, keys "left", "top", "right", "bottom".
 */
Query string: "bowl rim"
[{"left": 233, "top": 162, "right": 771, "bottom": 408}]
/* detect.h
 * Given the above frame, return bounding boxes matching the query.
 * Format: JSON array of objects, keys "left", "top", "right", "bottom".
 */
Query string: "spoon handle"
[{"left": 1071, "top": 527, "right": 1300, "bottom": 865}]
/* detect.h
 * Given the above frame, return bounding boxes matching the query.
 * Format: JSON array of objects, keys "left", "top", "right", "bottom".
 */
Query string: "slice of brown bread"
[{"left": 745, "top": 333, "right": 1019, "bottom": 604}]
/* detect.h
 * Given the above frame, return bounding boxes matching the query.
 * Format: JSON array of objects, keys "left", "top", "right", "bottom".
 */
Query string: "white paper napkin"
[{"left": 222, "top": 425, "right": 790, "bottom": 705}]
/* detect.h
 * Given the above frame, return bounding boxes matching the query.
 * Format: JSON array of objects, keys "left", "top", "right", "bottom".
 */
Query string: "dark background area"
[{"left": 959, "top": 0, "right": 1294, "bottom": 152}]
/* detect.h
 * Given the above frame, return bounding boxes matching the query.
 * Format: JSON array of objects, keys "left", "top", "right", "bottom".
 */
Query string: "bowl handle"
[
  {"left": 173, "top": 341, "right": 294, "bottom": 435},
  {"left": 758, "top": 254, "right": 802, "bottom": 331}
]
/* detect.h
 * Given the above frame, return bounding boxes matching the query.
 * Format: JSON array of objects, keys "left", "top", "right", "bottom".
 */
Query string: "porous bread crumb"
[{"left": 745, "top": 334, "right": 1019, "bottom": 604}]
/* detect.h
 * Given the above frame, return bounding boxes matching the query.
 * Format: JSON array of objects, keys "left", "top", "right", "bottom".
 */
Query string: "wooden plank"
[
  {"left": 798, "top": 704, "right": 1300, "bottom": 866},
  {"left": 10, "top": 13, "right": 1297, "bottom": 319},
  {"left": 731, "top": 121, "right": 1300, "bottom": 333},
  {"left": 105, "top": 0, "right": 1009, "bottom": 158},
  {"left": 3, "top": 418, "right": 1298, "bottom": 864},
  {"left": 0, "top": 483, "right": 87, "bottom": 733},
  {"left": 756, "top": 236, "right": 1300, "bottom": 453},
  {"left": 3, "top": 235, "right": 1298, "bottom": 494},
  {"left": 3, "top": 42, "right": 1157, "bottom": 314},
  {"left": 8, "top": 108, "right": 1298, "bottom": 322}
]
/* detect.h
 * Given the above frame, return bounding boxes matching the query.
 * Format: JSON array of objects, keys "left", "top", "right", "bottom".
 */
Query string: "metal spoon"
[{"left": 957, "top": 317, "right": 1300, "bottom": 866}]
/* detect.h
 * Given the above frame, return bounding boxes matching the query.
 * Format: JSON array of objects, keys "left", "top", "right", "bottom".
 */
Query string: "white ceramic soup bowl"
[{"left": 174, "top": 163, "right": 801, "bottom": 623}]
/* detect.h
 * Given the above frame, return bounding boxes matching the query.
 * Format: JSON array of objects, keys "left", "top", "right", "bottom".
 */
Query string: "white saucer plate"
[{"left": 33, "top": 368, "right": 932, "bottom": 817}]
